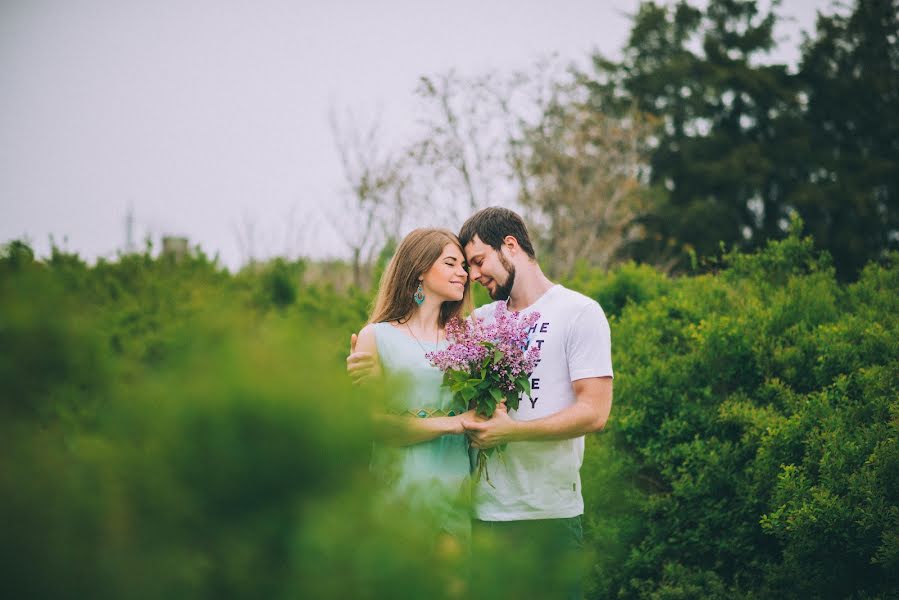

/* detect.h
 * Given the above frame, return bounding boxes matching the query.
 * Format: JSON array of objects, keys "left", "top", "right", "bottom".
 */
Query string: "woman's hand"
[{"left": 448, "top": 409, "right": 479, "bottom": 434}]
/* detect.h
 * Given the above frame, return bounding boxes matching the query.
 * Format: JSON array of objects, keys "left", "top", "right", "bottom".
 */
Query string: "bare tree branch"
[{"left": 327, "top": 105, "right": 408, "bottom": 288}]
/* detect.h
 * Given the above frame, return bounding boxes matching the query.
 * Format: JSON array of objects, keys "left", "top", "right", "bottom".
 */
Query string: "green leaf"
[
  {"left": 461, "top": 386, "right": 478, "bottom": 402},
  {"left": 489, "top": 387, "right": 503, "bottom": 402}
]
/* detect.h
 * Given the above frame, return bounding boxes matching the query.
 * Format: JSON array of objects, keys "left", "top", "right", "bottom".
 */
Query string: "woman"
[{"left": 354, "top": 227, "right": 476, "bottom": 546}]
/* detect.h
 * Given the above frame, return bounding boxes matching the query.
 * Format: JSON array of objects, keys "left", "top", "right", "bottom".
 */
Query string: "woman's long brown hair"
[{"left": 369, "top": 228, "right": 472, "bottom": 328}]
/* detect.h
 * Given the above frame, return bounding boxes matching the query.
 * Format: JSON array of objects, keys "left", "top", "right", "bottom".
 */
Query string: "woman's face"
[{"left": 420, "top": 243, "right": 468, "bottom": 302}]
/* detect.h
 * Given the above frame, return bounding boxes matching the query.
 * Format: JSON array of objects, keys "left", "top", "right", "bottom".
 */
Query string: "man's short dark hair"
[{"left": 459, "top": 207, "right": 537, "bottom": 259}]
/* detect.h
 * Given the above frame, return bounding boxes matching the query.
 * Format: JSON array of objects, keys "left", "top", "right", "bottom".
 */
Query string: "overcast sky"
[{"left": 1, "top": 0, "right": 830, "bottom": 270}]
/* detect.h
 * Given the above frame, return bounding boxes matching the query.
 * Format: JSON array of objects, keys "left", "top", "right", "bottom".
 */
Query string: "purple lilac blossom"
[{"left": 427, "top": 302, "right": 541, "bottom": 393}]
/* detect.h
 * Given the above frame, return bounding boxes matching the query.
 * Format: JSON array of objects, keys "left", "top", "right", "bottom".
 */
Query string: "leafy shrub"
[
  {"left": 581, "top": 231, "right": 898, "bottom": 599},
  {"left": 2, "top": 234, "right": 896, "bottom": 598}
]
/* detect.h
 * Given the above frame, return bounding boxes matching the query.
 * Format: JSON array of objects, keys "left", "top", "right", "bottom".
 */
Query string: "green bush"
[
  {"left": 1, "top": 233, "right": 896, "bottom": 598},
  {"left": 0, "top": 247, "right": 478, "bottom": 598},
  {"left": 579, "top": 232, "right": 898, "bottom": 599}
]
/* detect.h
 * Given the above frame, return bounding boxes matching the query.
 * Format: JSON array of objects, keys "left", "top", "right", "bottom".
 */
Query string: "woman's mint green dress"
[{"left": 369, "top": 322, "right": 471, "bottom": 541}]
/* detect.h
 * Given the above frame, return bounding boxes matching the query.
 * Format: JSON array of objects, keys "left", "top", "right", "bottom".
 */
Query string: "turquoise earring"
[{"left": 413, "top": 282, "right": 425, "bottom": 305}]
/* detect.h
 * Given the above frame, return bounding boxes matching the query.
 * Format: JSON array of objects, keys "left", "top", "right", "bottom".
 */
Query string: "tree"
[
  {"left": 585, "top": 0, "right": 806, "bottom": 269},
  {"left": 519, "top": 95, "right": 662, "bottom": 276},
  {"left": 797, "top": 0, "right": 899, "bottom": 278},
  {"left": 585, "top": 0, "right": 899, "bottom": 279},
  {"left": 406, "top": 60, "right": 661, "bottom": 276},
  {"left": 405, "top": 69, "right": 538, "bottom": 225},
  {"left": 328, "top": 107, "right": 408, "bottom": 288}
]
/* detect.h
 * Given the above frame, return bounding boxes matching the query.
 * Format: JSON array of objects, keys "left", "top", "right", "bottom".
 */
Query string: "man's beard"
[{"left": 490, "top": 252, "right": 516, "bottom": 301}]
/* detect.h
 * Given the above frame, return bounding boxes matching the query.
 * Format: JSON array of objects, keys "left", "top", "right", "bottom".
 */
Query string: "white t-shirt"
[{"left": 470, "top": 284, "right": 613, "bottom": 521}]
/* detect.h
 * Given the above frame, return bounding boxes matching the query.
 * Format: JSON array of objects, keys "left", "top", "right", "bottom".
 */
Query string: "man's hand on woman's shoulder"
[{"left": 347, "top": 330, "right": 380, "bottom": 384}]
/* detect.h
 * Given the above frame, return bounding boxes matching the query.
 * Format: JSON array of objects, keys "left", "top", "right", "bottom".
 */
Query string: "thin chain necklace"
[{"left": 406, "top": 321, "right": 441, "bottom": 355}]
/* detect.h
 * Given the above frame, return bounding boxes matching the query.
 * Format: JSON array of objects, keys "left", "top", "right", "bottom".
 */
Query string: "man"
[{"left": 348, "top": 207, "right": 613, "bottom": 598}]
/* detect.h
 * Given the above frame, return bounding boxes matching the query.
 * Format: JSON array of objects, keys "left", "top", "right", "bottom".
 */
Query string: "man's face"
[{"left": 463, "top": 235, "right": 516, "bottom": 301}]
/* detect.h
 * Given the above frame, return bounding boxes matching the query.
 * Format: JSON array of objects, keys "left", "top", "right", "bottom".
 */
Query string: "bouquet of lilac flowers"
[{"left": 426, "top": 302, "right": 541, "bottom": 483}]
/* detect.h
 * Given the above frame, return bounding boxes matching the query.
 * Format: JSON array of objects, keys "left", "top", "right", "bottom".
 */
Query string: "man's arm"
[{"left": 464, "top": 376, "right": 612, "bottom": 449}]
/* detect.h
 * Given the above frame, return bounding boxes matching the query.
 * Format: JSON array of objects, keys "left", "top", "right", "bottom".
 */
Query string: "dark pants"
[{"left": 472, "top": 516, "right": 585, "bottom": 600}]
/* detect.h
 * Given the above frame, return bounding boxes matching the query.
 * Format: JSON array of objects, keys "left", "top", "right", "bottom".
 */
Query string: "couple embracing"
[{"left": 347, "top": 207, "right": 613, "bottom": 598}]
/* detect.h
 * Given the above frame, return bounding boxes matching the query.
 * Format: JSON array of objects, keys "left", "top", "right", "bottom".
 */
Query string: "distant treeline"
[
  {"left": 578, "top": 0, "right": 899, "bottom": 280},
  {"left": 330, "top": 0, "right": 896, "bottom": 285}
]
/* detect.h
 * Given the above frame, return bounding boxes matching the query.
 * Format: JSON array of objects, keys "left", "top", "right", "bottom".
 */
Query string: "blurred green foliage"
[
  {"left": 0, "top": 242, "right": 468, "bottom": 599},
  {"left": 2, "top": 224, "right": 896, "bottom": 598}
]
